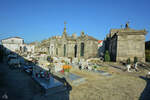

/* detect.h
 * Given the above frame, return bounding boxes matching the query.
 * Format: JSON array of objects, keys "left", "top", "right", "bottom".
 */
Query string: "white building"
[
  {"left": 1, "top": 37, "right": 35, "bottom": 54},
  {"left": 1, "top": 37, "right": 24, "bottom": 53}
]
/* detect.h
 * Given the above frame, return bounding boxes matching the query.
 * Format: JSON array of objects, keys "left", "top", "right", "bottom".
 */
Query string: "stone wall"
[{"left": 116, "top": 34, "right": 145, "bottom": 62}]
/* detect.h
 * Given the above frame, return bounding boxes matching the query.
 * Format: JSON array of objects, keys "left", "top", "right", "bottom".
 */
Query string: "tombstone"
[
  {"left": 54, "top": 63, "right": 63, "bottom": 72},
  {"left": 72, "top": 58, "right": 78, "bottom": 64},
  {"left": 53, "top": 57, "right": 58, "bottom": 62}
]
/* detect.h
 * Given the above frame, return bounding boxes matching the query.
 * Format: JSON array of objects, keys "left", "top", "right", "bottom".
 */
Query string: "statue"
[
  {"left": 63, "top": 21, "right": 67, "bottom": 37},
  {"left": 81, "top": 31, "right": 85, "bottom": 37},
  {"left": 64, "top": 21, "right": 66, "bottom": 28},
  {"left": 125, "top": 21, "right": 130, "bottom": 29}
]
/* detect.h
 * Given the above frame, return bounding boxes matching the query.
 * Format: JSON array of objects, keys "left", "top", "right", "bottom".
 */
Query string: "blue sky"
[{"left": 0, "top": 0, "right": 150, "bottom": 43}]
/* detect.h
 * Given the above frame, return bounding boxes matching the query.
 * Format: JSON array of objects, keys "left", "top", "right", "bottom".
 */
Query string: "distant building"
[
  {"left": 1, "top": 37, "right": 25, "bottom": 53},
  {"left": 105, "top": 23, "right": 147, "bottom": 62},
  {"left": 25, "top": 44, "right": 35, "bottom": 53},
  {"left": 48, "top": 22, "right": 99, "bottom": 59},
  {"left": 1, "top": 37, "right": 35, "bottom": 54}
]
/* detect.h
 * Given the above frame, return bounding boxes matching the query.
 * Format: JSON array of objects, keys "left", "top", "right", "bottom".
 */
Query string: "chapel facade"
[{"left": 48, "top": 22, "right": 99, "bottom": 59}]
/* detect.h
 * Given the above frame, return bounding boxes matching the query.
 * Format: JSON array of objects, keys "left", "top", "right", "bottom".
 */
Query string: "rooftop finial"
[
  {"left": 63, "top": 21, "right": 67, "bottom": 33},
  {"left": 63, "top": 21, "right": 67, "bottom": 38},
  {"left": 81, "top": 31, "right": 85, "bottom": 37},
  {"left": 64, "top": 21, "right": 66, "bottom": 28},
  {"left": 125, "top": 21, "right": 130, "bottom": 29}
]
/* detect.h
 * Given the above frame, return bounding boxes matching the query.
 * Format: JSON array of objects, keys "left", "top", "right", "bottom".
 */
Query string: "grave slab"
[{"left": 33, "top": 75, "right": 67, "bottom": 96}]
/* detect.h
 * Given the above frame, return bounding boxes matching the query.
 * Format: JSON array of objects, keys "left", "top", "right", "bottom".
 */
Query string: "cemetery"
[{"left": 0, "top": 23, "right": 149, "bottom": 100}]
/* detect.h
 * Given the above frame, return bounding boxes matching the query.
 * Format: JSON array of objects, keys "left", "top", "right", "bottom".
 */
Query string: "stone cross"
[
  {"left": 125, "top": 21, "right": 130, "bottom": 29},
  {"left": 64, "top": 21, "right": 67, "bottom": 27}
]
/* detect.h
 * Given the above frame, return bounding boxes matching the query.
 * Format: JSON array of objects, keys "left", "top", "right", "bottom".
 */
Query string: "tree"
[
  {"left": 134, "top": 57, "right": 138, "bottom": 63},
  {"left": 104, "top": 50, "right": 110, "bottom": 62}
]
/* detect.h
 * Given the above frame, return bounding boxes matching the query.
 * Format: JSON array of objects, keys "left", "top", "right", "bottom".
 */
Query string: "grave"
[
  {"left": 32, "top": 72, "right": 67, "bottom": 96},
  {"left": 54, "top": 63, "right": 63, "bottom": 72},
  {"left": 66, "top": 73, "right": 86, "bottom": 86},
  {"left": 93, "top": 70, "right": 112, "bottom": 76},
  {"left": 54, "top": 72, "right": 86, "bottom": 86}
]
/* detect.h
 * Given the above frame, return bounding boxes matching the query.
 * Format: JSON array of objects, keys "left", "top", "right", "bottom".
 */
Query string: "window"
[
  {"left": 80, "top": 43, "right": 84, "bottom": 56},
  {"left": 64, "top": 44, "right": 66, "bottom": 56},
  {"left": 56, "top": 48, "right": 58, "bottom": 56},
  {"left": 74, "top": 45, "right": 77, "bottom": 57},
  {"left": 11, "top": 40, "right": 14, "bottom": 43}
]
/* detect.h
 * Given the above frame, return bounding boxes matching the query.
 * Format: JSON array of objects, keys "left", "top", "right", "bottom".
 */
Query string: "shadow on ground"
[
  {"left": 0, "top": 45, "right": 72, "bottom": 100},
  {"left": 139, "top": 76, "right": 150, "bottom": 100}
]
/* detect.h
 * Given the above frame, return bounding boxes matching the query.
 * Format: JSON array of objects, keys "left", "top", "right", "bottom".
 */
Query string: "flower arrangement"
[{"left": 62, "top": 65, "right": 72, "bottom": 72}]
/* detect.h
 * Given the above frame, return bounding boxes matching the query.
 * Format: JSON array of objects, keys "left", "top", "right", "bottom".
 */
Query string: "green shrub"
[
  {"left": 145, "top": 50, "right": 150, "bottom": 62},
  {"left": 93, "top": 65, "right": 97, "bottom": 69},
  {"left": 134, "top": 57, "right": 138, "bottom": 63},
  {"left": 126, "top": 58, "right": 131, "bottom": 64},
  {"left": 104, "top": 50, "right": 110, "bottom": 62},
  {"left": 146, "top": 57, "right": 150, "bottom": 62}
]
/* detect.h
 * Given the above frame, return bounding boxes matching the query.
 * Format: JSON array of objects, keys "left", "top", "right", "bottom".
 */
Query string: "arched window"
[
  {"left": 64, "top": 44, "right": 66, "bottom": 56},
  {"left": 80, "top": 43, "right": 84, "bottom": 56},
  {"left": 74, "top": 45, "right": 77, "bottom": 57},
  {"left": 56, "top": 48, "right": 58, "bottom": 56},
  {"left": 20, "top": 46, "right": 22, "bottom": 51},
  {"left": 23, "top": 46, "right": 27, "bottom": 52},
  {"left": 11, "top": 40, "right": 14, "bottom": 43}
]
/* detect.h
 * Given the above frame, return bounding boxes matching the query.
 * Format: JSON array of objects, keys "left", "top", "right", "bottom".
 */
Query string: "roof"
[
  {"left": 1, "top": 37, "right": 23, "bottom": 40},
  {"left": 86, "top": 35, "right": 98, "bottom": 41},
  {"left": 109, "top": 28, "right": 147, "bottom": 38}
]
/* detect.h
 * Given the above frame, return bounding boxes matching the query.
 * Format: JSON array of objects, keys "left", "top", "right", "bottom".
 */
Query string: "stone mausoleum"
[
  {"left": 48, "top": 22, "right": 98, "bottom": 59},
  {"left": 105, "top": 22, "right": 147, "bottom": 62}
]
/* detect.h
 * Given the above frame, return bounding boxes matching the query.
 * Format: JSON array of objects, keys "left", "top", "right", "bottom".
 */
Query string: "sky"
[{"left": 0, "top": 0, "right": 150, "bottom": 43}]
